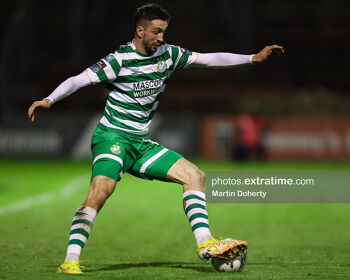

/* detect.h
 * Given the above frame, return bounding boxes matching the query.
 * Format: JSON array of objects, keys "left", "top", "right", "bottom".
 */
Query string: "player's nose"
[{"left": 157, "top": 33, "right": 164, "bottom": 42}]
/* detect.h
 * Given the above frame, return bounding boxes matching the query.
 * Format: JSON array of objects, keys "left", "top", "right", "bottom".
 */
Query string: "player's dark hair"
[{"left": 134, "top": 3, "right": 171, "bottom": 28}]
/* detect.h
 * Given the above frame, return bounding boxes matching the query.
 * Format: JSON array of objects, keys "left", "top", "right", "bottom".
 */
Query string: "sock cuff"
[
  {"left": 183, "top": 190, "right": 206, "bottom": 201},
  {"left": 77, "top": 206, "right": 97, "bottom": 219}
]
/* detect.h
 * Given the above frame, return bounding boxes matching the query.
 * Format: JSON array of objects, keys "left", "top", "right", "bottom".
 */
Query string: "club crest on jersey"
[
  {"left": 156, "top": 57, "right": 167, "bottom": 73},
  {"left": 110, "top": 143, "right": 121, "bottom": 155}
]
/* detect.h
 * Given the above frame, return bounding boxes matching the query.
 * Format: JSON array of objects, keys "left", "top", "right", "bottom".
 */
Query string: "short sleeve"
[
  {"left": 86, "top": 53, "right": 121, "bottom": 84},
  {"left": 170, "top": 45, "right": 198, "bottom": 71}
]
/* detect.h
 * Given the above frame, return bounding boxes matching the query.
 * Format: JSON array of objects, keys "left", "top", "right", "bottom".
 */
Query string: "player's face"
[{"left": 142, "top": 19, "right": 168, "bottom": 54}]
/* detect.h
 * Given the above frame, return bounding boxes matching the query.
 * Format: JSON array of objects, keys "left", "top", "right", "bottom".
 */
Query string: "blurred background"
[{"left": 1, "top": 0, "right": 350, "bottom": 161}]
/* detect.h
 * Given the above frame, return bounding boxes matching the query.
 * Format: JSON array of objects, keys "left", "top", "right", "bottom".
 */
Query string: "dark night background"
[{"left": 1, "top": 0, "right": 349, "bottom": 122}]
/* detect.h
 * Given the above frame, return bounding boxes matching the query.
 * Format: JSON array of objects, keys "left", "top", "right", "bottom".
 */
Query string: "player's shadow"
[{"left": 87, "top": 261, "right": 214, "bottom": 273}]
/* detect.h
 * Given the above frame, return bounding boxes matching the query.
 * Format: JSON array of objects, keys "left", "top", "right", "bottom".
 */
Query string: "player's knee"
[
  {"left": 85, "top": 191, "right": 111, "bottom": 211},
  {"left": 84, "top": 176, "right": 116, "bottom": 210},
  {"left": 185, "top": 167, "right": 205, "bottom": 192}
]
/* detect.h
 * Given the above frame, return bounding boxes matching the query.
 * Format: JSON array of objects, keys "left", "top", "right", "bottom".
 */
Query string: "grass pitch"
[{"left": 0, "top": 158, "right": 349, "bottom": 279}]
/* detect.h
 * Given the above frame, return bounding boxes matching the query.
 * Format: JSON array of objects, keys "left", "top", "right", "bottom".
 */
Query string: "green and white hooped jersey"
[{"left": 86, "top": 41, "right": 198, "bottom": 136}]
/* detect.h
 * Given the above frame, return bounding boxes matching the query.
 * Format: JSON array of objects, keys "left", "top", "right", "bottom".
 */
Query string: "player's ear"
[{"left": 136, "top": 25, "right": 144, "bottom": 39}]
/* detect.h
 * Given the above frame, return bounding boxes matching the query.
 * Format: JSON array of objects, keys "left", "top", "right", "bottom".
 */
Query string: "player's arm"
[
  {"left": 27, "top": 71, "right": 91, "bottom": 122},
  {"left": 192, "top": 45, "right": 284, "bottom": 68},
  {"left": 27, "top": 52, "right": 121, "bottom": 122}
]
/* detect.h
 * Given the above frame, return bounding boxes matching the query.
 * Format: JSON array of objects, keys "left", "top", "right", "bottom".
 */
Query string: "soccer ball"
[
  {"left": 211, "top": 239, "right": 247, "bottom": 272},
  {"left": 211, "top": 254, "right": 242, "bottom": 272}
]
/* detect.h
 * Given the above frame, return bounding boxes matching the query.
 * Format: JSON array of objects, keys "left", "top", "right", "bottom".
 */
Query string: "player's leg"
[
  {"left": 82, "top": 175, "right": 116, "bottom": 210},
  {"left": 166, "top": 158, "right": 214, "bottom": 244},
  {"left": 58, "top": 125, "right": 132, "bottom": 274},
  {"left": 65, "top": 176, "right": 116, "bottom": 261},
  {"left": 129, "top": 140, "right": 247, "bottom": 262},
  {"left": 167, "top": 158, "right": 248, "bottom": 261},
  {"left": 57, "top": 175, "right": 116, "bottom": 274}
]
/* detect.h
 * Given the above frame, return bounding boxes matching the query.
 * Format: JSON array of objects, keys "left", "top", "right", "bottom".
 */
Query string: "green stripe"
[
  {"left": 97, "top": 69, "right": 108, "bottom": 82},
  {"left": 191, "top": 222, "right": 209, "bottom": 232},
  {"left": 70, "top": 228, "right": 90, "bottom": 239},
  {"left": 176, "top": 54, "right": 190, "bottom": 71},
  {"left": 97, "top": 123, "right": 147, "bottom": 138},
  {"left": 122, "top": 52, "right": 171, "bottom": 68},
  {"left": 107, "top": 95, "right": 152, "bottom": 111},
  {"left": 68, "top": 239, "right": 86, "bottom": 248},
  {"left": 74, "top": 211, "right": 87, "bottom": 216},
  {"left": 106, "top": 83, "right": 134, "bottom": 98},
  {"left": 109, "top": 58, "right": 121, "bottom": 77},
  {"left": 116, "top": 71, "right": 168, "bottom": 83},
  {"left": 185, "top": 203, "right": 206, "bottom": 214},
  {"left": 183, "top": 194, "right": 206, "bottom": 202},
  {"left": 188, "top": 213, "right": 208, "bottom": 223},
  {"left": 71, "top": 219, "right": 93, "bottom": 228}
]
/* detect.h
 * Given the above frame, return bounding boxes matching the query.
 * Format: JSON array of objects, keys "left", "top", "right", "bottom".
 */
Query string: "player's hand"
[
  {"left": 27, "top": 99, "right": 52, "bottom": 122},
  {"left": 252, "top": 45, "right": 285, "bottom": 63}
]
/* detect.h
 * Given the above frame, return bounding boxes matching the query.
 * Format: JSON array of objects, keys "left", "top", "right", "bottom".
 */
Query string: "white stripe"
[
  {"left": 71, "top": 223, "right": 92, "bottom": 232},
  {"left": 100, "top": 116, "right": 148, "bottom": 135},
  {"left": 186, "top": 208, "right": 208, "bottom": 218},
  {"left": 106, "top": 100, "right": 150, "bottom": 118},
  {"left": 143, "top": 138, "right": 160, "bottom": 145},
  {"left": 118, "top": 52, "right": 152, "bottom": 61},
  {"left": 168, "top": 46, "right": 173, "bottom": 61},
  {"left": 72, "top": 214, "right": 93, "bottom": 222},
  {"left": 135, "top": 91, "right": 161, "bottom": 105},
  {"left": 112, "top": 52, "right": 122, "bottom": 69},
  {"left": 140, "top": 148, "right": 168, "bottom": 173},
  {"left": 69, "top": 233, "right": 88, "bottom": 244},
  {"left": 0, "top": 174, "right": 89, "bottom": 216},
  {"left": 102, "top": 58, "right": 117, "bottom": 81},
  {"left": 190, "top": 218, "right": 209, "bottom": 228},
  {"left": 93, "top": 153, "right": 124, "bottom": 166},
  {"left": 106, "top": 109, "right": 152, "bottom": 130},
  {"left": 113, "top": 117, "right": 151, "bottom": 130},
  {"left": 185, "top": 199, "right": 207, "bottom": 208},
  {"left": 108, "top": 91, "right": 138, "bottom": 104}
]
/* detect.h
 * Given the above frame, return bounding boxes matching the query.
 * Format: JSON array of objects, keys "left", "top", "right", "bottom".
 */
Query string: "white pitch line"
[{"left": 0, "top": 174, "right": 90, "bottom": 216}]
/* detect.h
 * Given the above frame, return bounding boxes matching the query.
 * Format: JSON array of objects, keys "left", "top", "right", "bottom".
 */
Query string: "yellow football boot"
[
  {"left": 57, "top": 260, "right": 84, "bottom": 274},
  {"left": 197, "top": 238, "right": 248, "bottom": 261}
]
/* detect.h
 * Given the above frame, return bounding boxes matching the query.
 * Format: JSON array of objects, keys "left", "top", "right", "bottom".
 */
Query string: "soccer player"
[{"left": 28, "top": 3, "right": 284, "bottom": 274}]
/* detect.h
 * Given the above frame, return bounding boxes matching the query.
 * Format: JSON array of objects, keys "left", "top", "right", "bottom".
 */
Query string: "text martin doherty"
[{"left": 212, "top": 190, "right": 267, "bottom": 199}]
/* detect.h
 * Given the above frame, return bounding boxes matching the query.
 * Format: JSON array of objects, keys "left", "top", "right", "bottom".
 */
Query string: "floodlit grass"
[{"left": 0, "top": 158, "right": 349, "bottom": 279}]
